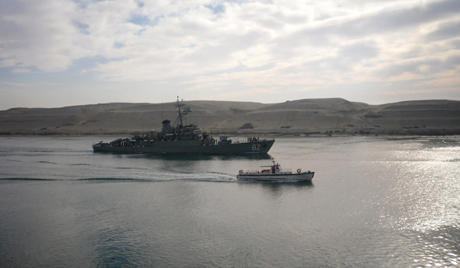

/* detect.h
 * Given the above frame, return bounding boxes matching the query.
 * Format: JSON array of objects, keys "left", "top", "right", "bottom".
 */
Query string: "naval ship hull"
[
  {"left": 92, "top": 97, "right": 275, "bottom": 155},
  {"left": 93, "top": 139, "right": 275, "bottom": 154}
]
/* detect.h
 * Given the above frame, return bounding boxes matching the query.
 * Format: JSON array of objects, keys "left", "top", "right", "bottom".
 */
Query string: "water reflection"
[
  {"left": 419, "top": 136, "right": 460, "bottom": 149},
  {"left": 381, "top": 157, "right": 460, "bottom": 233},
  {"left": 239, "top": 180, "right": 314, "bottom": 188},
  {"left": 237, "top": 180, "right": 315, "bottom": 200},
  {"left": 404, "top": 226, "right": 460, "bottom": 267}
]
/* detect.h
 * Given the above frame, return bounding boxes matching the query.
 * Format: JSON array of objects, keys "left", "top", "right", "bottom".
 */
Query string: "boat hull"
[
  {"left": 93, "top": 139, "right": 275, "bottom": 155},
  {"left": 237, "top": 172, "right": 315, "bottom": 181}
]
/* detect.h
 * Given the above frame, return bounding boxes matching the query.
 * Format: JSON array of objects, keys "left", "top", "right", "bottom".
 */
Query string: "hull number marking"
[{"left": 252, "top": 144, "right": 261, "bottom": 151}]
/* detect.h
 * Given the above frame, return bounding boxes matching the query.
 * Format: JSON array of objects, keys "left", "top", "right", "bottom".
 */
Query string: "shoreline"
[
  {"left": 1, "top": 130, "right": 459, "bottom": 136},
  {"left": 1, "top": 98, "right": 459, "bottom": 137}
]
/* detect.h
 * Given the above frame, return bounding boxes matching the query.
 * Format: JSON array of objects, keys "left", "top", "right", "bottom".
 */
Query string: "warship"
[{"left": 92, "top": 98, "right": 275, "bottom": 154}]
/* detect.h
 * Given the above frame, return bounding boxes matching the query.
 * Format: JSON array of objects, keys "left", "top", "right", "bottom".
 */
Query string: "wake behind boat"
[
  {"left": 237, "top": 159, "right": 315, "bottom": 181},
  {"left": 92, "top": 97, "right": 275, "bottom": 154}
]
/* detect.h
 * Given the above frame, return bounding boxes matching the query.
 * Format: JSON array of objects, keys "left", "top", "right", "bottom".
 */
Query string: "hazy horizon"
[{"left": 2, "top": 96, "right": 460, "bottom": 111}]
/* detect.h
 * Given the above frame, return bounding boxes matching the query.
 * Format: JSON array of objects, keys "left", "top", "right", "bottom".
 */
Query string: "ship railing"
[{"left": 244, "top": 170, "right": 261, "bottom": 174}]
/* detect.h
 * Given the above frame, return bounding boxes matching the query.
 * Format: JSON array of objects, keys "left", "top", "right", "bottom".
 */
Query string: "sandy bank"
[{"left": 1, "top": 99, "right": 459, "bottom": 136}]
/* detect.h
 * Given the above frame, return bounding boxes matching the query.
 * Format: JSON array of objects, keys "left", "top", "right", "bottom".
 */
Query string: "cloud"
[
  {"left": 0, "top": 0, "right": 459, "bottom": 109},
  {"left": 0, "top": 0, "right": 87, "bottom": 71}
]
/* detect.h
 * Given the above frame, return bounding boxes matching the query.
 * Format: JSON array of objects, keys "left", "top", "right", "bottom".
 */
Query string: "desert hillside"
[{"left": 0, "top": 98, "right": 459, "bottom": 135}]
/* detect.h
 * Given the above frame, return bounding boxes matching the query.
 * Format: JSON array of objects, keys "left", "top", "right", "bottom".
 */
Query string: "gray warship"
[{"left": 92, "top": 98, "right": 275, "bottom": 154}]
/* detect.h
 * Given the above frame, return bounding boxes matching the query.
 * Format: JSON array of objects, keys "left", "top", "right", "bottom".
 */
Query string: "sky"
[{"left": 0, "top": 0, "right": 459, "bottom": 110}]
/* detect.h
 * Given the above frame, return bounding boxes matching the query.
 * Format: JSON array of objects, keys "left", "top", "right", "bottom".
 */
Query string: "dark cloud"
[
  {"left": 283, "top": 0, "right": 460, "bottom": 48},
  {"left": 376, "top": 54, "right": 460, "bottom": 78},
  {"left": 337, "top": 42, "right": 378, "bottom": 63},
  {"left": 0, "top": 1, "right": 27, "bottom": 39},
  {"left": 183, "top": 30, "right": 267, "bottom": 67},
  {"left": 445, "top": 55, "right": 460, "bottom": 70},
  {"left": 425, "top": 20, "right": 460, "bottom": 42},
  {"left": 300, "top": 41, "right": 379, "bottom": 72},
  {"left": 335, "top": 0, "right": 460, "bottom": 37}
]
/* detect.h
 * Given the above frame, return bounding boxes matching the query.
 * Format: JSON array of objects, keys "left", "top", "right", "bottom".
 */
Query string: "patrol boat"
[
  {"left": 237, "top": 159, "right": 314, "bottom": 181},
  {"left": 92, "top": 98, "right": 275, "bottom": 154}
]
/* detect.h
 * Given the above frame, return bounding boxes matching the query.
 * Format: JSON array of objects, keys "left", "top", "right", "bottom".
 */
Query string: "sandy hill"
[
  {"left": 0, "top": 99, "right": 459, "bottom": 135},
  {"left": 361, "top": 100, "right": 460, "bottom": 134}
]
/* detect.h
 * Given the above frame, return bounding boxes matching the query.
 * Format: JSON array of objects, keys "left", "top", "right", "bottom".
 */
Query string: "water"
[{"left": 0, "top": 135, "right": 459, "bottom": 267}]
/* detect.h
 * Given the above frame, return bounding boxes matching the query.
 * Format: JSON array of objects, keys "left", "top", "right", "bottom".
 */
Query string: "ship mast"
[{"left": 174, "top": 96, "right": 189, "bottom": 130}]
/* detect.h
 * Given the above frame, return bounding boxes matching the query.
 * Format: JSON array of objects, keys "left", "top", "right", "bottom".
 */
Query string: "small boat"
[{"left": 237, "top": 159, "right": 314, "bottom": 181}]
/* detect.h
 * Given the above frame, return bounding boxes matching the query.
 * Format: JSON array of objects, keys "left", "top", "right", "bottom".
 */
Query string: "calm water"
[{"left": 0, "top": 135, "right": 459, "bottom": 267}]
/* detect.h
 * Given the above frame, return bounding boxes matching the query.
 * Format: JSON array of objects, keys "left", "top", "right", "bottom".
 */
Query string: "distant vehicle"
[
  {"left": 237, "top": 159, "right": 314, "bottom": 181},
  {"left": 92, "top": 97, "right": 275, "bottom": 154}
]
